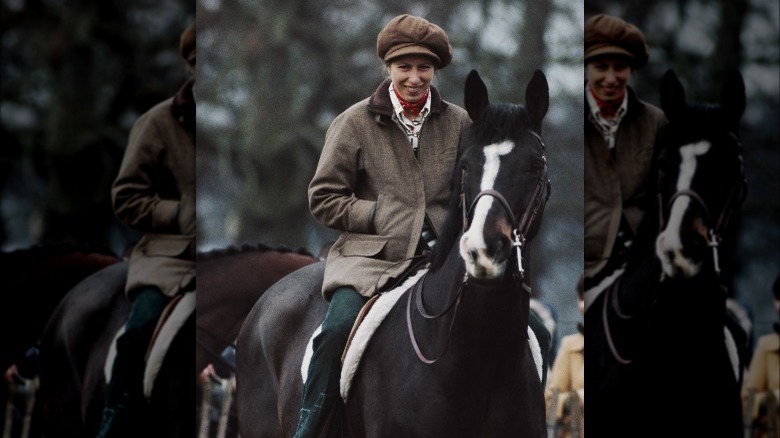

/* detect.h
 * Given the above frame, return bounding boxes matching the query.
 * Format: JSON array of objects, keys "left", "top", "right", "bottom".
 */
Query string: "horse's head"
[
  {"left": 655, "top": 69, "right": 746, "bottom": 279},
  {"left": 455, "top": 69, "right": 551, "bottom": 280}
]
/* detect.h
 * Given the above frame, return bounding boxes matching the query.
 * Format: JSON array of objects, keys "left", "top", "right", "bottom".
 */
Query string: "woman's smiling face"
[
  {"left": 387, "top": 55, "right": 435, "bottom": 102},
  {"left": 586, "top": 56, "right": 632, "bottom": 103}
]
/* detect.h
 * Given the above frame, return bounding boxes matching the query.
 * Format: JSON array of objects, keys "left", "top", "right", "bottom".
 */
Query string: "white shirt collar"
[
  {"left": 586, "top": 82, "right": 628, "bottom": 149},
  {"left": 388, "top": 82, "right": 432, "bottom": 125}
]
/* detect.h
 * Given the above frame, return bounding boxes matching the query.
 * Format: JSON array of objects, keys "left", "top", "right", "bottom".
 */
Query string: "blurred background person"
[
  {"left": 546, "top": 273, "right": 585, "bottom": 438},
  {"left": 741, "top": 273, "right": 780, "bottom": 438}
]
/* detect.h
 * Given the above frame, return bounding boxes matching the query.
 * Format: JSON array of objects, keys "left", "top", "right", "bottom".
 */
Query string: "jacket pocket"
[
  {"left": 141, "top": 234, "right": 192, "bottom": 257},
  {"left": 336, "top": 233, "right": 387, "bottom": 257}
]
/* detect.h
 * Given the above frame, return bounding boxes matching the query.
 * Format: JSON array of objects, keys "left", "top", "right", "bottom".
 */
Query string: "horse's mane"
[
  {"left": 429, "top": 154, "right": 466, "bottom": 272},
  {"left": 466, "top": 104, "right": 531, "bottom": 145},
  {"left": 0, "top": 241, "right": 118, "bottom": 266},
  {"left": 196, "top": 242, "right": 315, "bottom": 261}
]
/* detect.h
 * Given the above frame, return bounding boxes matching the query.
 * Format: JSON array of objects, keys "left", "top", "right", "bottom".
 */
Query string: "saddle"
[
  {"left": 301, "top": 265, "right": 547, "bottom": 402},
  {"left": 300, "top": 269, "right": 429, "bottom": 402},
  {"left": 104, "top": 290, "right": 195, "bottom": 399}
]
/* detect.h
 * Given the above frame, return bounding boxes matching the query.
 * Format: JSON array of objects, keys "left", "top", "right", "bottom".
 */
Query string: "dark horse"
[
  {"left": 196, "top": 243, "right": 319, "bottom": 376},
  {"left": 196, "top": 243, "right": 319, "bottom": 437},
  {"left": 236, "top": 69, "right": 553, "bottom": 437},
  {"left": 585, "top": 70, "right": 748, "bottom": 437},
  {"left": 0, "top": 243, "right": 120, "bottom": 438},
  {"left": 36, "top": 261, "right": 195, "bottom": 438},
  {"left": 0, "top": 243, "right": 120, "bottom": 373}
]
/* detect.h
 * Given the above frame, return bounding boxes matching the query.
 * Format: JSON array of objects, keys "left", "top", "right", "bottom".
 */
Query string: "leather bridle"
[
  {"left": 461, "top": 130, "right": 551, "bottom": 281},
  {"left": 407, "top": 130, "right": 551, "bottom": 364},
  {"left": 604, "top": 134, "right": 745, "bottom": 366},
  {"left": 658, "top": 134, "right": 746, "bottom": 277}
]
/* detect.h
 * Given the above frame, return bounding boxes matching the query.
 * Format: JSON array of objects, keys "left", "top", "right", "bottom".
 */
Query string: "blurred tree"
[{"left": 1, "top": 1, "right": 195, "bottom": 254}]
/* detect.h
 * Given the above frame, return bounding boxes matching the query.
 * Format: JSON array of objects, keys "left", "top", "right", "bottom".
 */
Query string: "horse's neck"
[
  {"left": 617, "top": 247, "right": 661, "bottom": 316},
  {"left": 656, "top": 270, "right": 726, "bottom": 324},
  {"left": 614, "top": 204, "right": 664, "bottom": 315},
  {"left": 425, "top": 242, "right": 529, "bottom": 338}
]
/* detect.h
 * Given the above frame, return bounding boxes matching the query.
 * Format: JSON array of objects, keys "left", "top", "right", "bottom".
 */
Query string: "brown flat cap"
[
  {"left": 585, "top": 14, "right": 648, "bottom": 69},
  {"left": 377, "top": 14, "right": 452, "bottom": 69},
  {"left": 180, "top": 22, "right": 196, "bottom": 65}
]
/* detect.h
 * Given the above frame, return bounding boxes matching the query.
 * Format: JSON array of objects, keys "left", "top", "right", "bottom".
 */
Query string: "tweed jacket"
[
  {"left": 309, "top": 79, "right": 471, "bottom": 299},
  {"left": 112, "top": 79, "right": 196, "bottom": 298},
  {"left": 584, "top": 86, "right": 667, "bottom": 279}
]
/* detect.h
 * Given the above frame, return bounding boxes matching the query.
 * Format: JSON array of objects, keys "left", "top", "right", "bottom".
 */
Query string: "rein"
[{"left": 405, "top": 272, "right": 467, "bottom": 364}]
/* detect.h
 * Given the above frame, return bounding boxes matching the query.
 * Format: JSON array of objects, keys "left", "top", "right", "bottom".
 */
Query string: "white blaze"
[
  {"left": 656, "top": 141, "right": 711, "bottom": 277},
  {"left": 460, "top": 141, "right": 514, "bottom": 278}
]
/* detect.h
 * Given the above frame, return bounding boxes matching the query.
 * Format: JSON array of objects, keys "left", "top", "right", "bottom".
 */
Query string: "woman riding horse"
[
  {"left": 237, "top": 66, "right": 553, "bottom": 437},
  {"left": 583, "top": 13, "right": 667, "bottom": 293},
  {"left": 296, "top": 14, "right": 471, "bottom": 437},
  {"left": 582, "top": 15, "right": 667, "bottom": 434}
]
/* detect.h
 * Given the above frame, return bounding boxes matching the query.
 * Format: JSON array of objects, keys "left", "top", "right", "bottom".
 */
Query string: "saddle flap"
[
  {"left": 142, "top": 290, "right": 195, "bottom": 399},
  {"left": 338, "top": 268, "right": 428, "bottom": 402},
  {"left": 340, "top": 294, "right": 381, "bottom": 364}
]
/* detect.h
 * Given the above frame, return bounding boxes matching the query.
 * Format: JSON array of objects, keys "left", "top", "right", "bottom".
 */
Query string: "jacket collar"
[
  {"left": 171, "top": 78, "right": 195, "bottom": 132},
  {"left": 585, "top": 85, "right": 646, "bottom": 124},
  {"left": 368, "top": 78, "right": 447, "bottom": 119}
]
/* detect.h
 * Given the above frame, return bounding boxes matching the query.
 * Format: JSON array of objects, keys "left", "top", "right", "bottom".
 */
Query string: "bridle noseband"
[{"left": 460, "top": 130, "right": 551, "bottom": 281}]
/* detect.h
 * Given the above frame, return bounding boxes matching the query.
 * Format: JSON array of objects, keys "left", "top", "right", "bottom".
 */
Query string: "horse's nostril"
[{"left": 470, "top": 249, "right": 479, "bottom": 261}]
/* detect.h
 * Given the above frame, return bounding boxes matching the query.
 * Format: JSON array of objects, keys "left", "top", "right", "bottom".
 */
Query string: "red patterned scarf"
[
  {"left": 393, "top": 86, "right": 429, "bottom": 119},
  {"left": 589, "top": 83, "right": 624, "bottom": 117}
]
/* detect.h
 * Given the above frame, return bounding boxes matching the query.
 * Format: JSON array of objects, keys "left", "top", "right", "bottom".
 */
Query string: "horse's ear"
[
  {"left": 660, "top": 69, "right": 686, "bottom": 123},
  {"left": 720, "top": 70, "right": 745, "bottom": 132},
  {"left": 525, "top": 69, "right": 549, "bottom": 133},
  {"left": 465, "top": 69, "right": 489, "bottom": 122}
]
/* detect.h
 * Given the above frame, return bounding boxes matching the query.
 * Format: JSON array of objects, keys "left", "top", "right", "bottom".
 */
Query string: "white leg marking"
[
  {"left": 460, "top": 141, "right": 514, "bottom": 278},
  {"left": 527, "top": 326, "right": 543, "bottom": 382},
  {"left": 724, "top": 326, "right": 739, "bottom": 382},
  {"left": 656, "top": 141, "right": 711, "bottom": 277}
]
